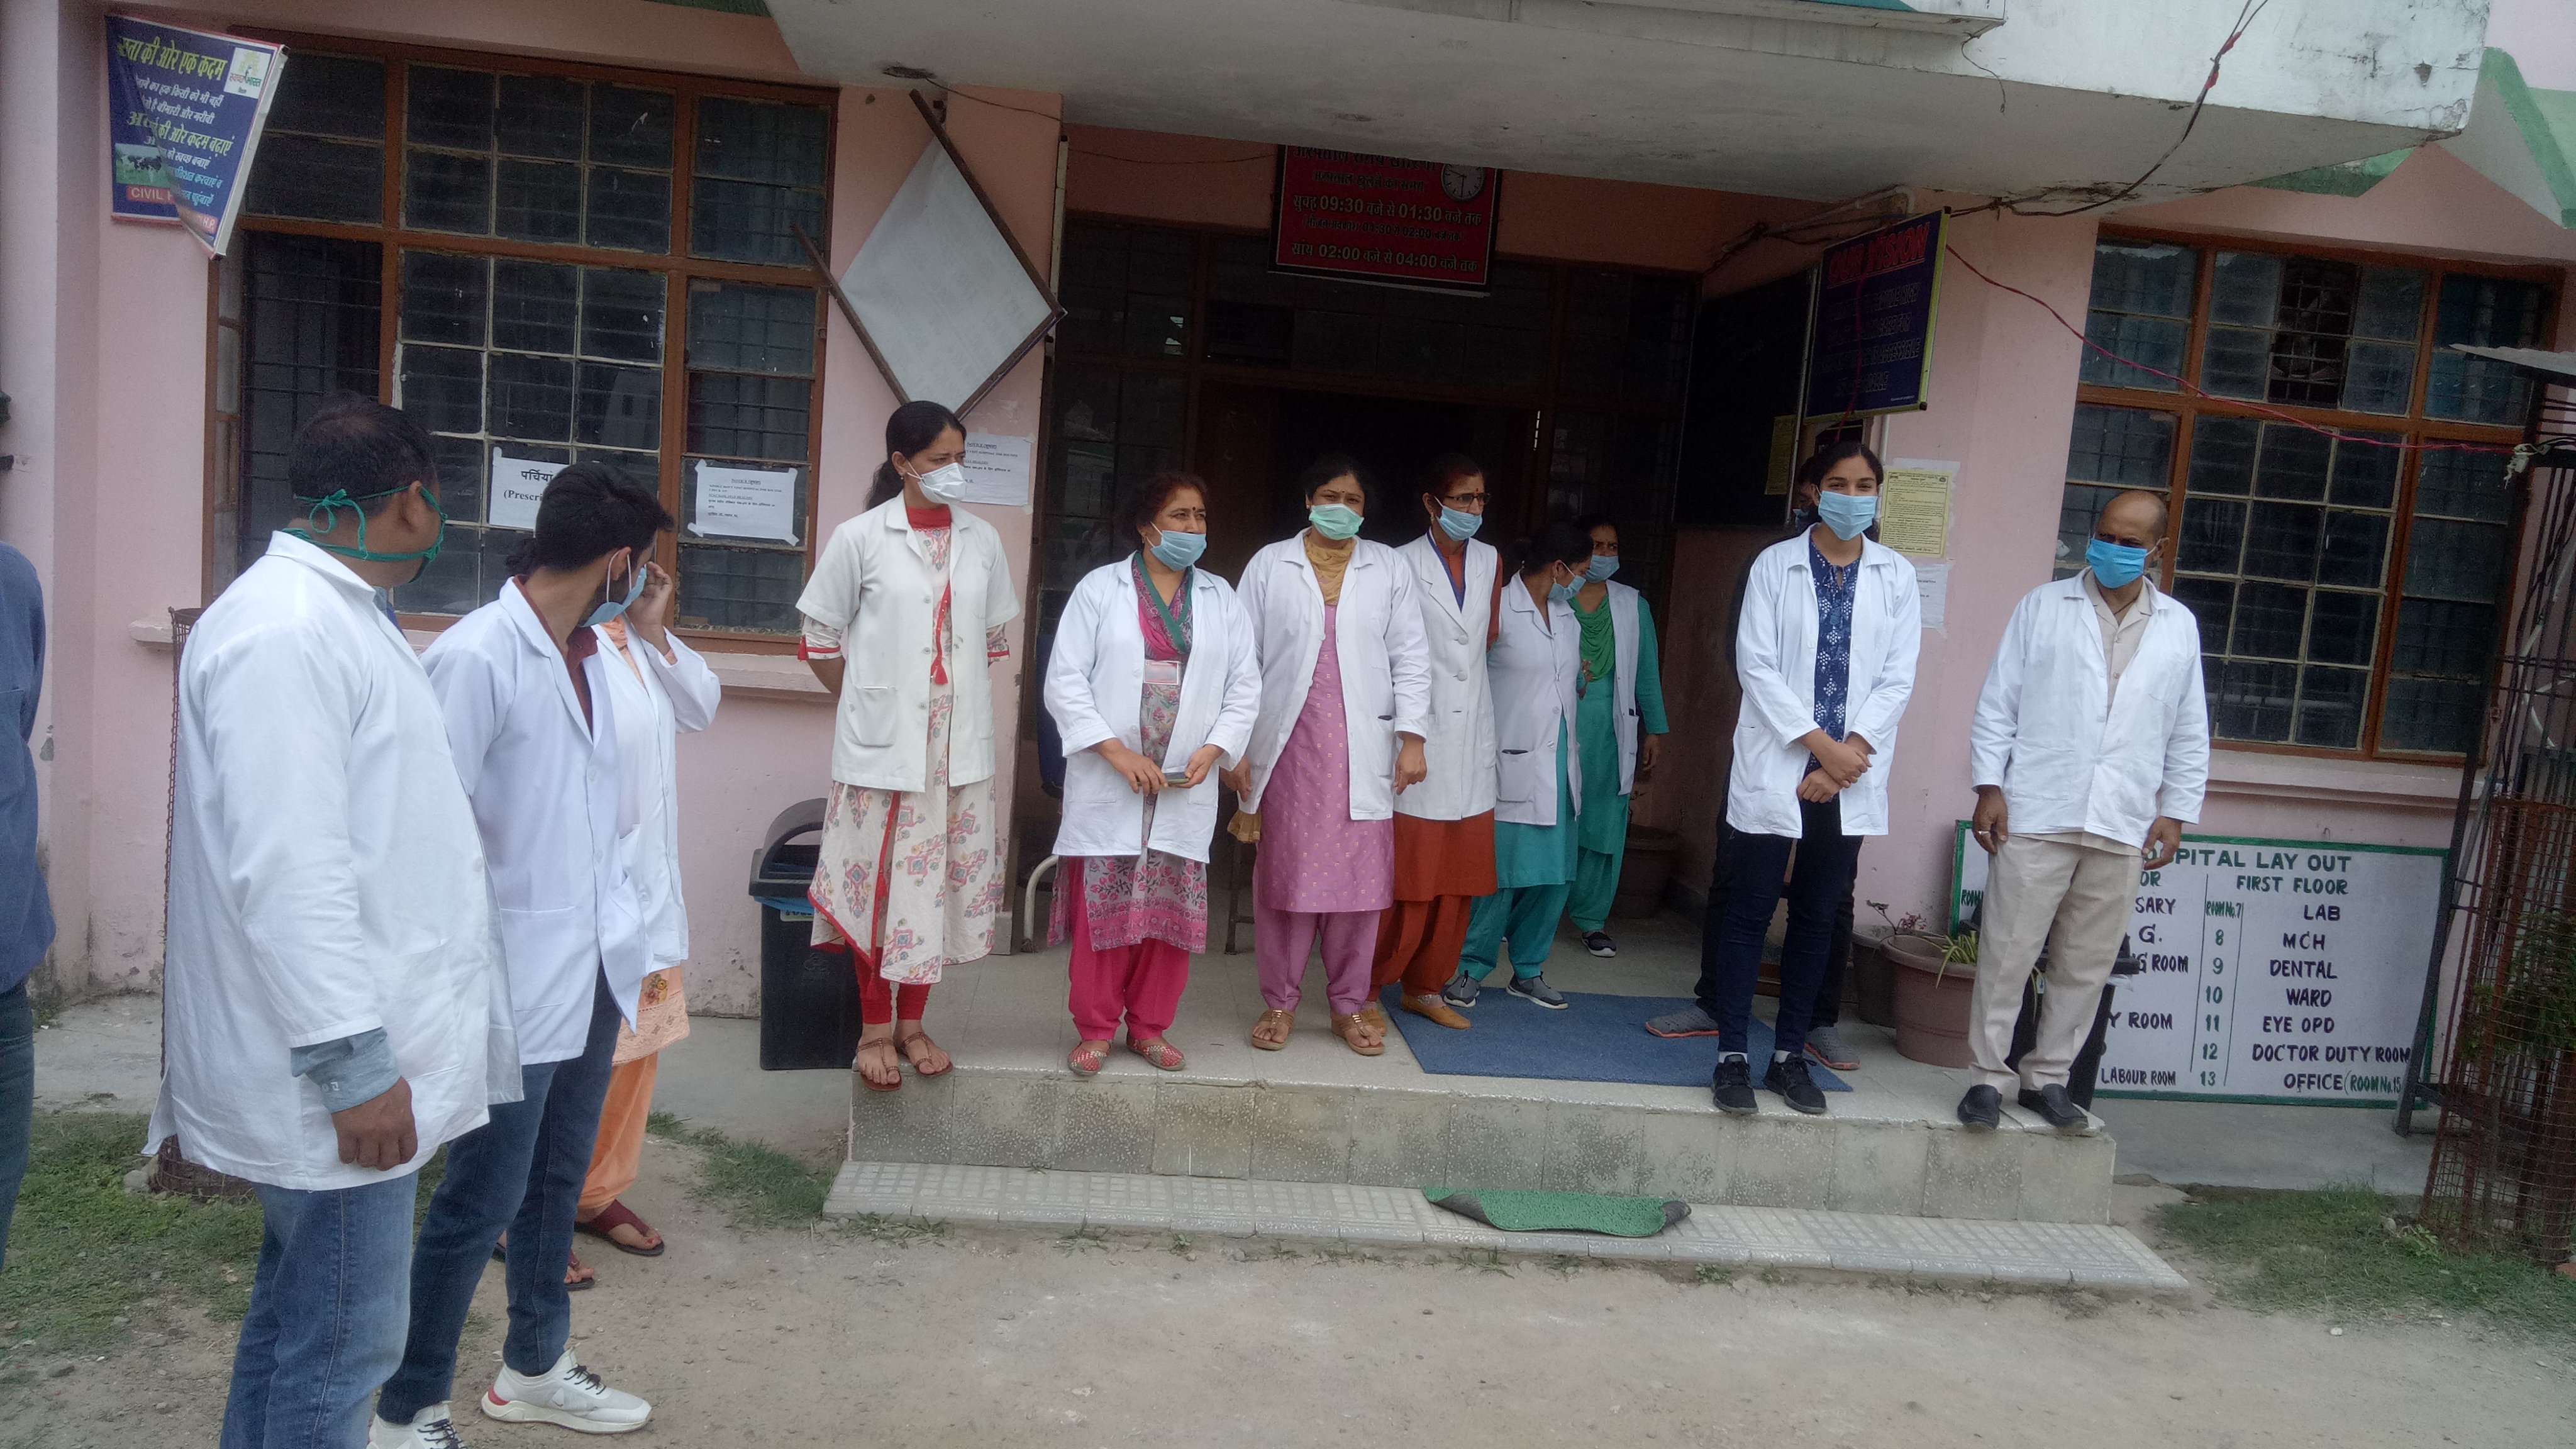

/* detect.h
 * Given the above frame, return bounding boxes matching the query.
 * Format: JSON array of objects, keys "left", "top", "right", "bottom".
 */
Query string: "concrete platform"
[
  {"left": 821, "top": 1160, "right": 2188, "bottom": 1294},
  {"left": 850, "top": 911, "right": 2119, "bottom": 1223}
]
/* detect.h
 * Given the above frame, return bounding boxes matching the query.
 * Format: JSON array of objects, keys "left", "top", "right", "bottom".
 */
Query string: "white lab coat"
[
  {"left": 424, "top": 582, "right": 650, "bottom": 1065},
  {"left": 594, "top": 625, "right": 721, "bottom": 964},
  {"left": 1391, "top": 531, "right": 1498, "bottom": 823},
  {"left": 1600, "top": 580, "right": 1645, "bottom": 797},
  {"left": 1045, "top": 559, "right": 1262, "bottom": 863},
  {"left": 1969, "top": 575, "right": 2211, "bottom": 843},
  {"left": 1488, "top": 579, "right": 1584, "bottom": 828},
  {"left": 1233, "top": 532, "right": 1433, "bottom": 818},
  {"left": 797, "top": 498, "right": 1020, "bottom": 792},
  {"left": 152, "top": 533, "right": 514, "bottom": 1191},
  {"left": 1727, "top": 533, "right": 1921, "bottom": 838}
]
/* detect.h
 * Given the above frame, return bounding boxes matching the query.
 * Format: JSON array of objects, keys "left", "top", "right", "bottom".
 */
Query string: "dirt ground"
[{"left": 6, "top": 1152, "right": 2570, "bottom": 1449}]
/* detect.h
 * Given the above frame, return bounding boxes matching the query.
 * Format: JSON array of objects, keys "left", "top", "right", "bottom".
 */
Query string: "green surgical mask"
[
  {"left": 1307, "top": 503, "right": 1363, "bottom": 541},
  {"left": 289, "top": 485, "right": 448, "bottom": 566}
]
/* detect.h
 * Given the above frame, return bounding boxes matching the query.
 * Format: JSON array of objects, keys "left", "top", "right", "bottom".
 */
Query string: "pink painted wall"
[{"left": 2, "top": 1, "right": 1058, "bottom": 1011}]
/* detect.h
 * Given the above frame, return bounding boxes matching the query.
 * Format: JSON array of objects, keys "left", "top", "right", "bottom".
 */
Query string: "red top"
[{"left": 906, "top": 505, "right": 953, "bottom": 529}]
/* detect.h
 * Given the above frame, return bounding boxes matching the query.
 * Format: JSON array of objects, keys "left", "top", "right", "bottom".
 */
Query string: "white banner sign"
[
  {"left": 488, "top": 449, "right": 566, "bottom": 530},
  {"left": 958, "top": 433, "right": 1033, "bottom": 508},
  {"left": 689, "top": 461, "right": 801, "bottom": 545},
  {"left": 1952, "top": 826, "right": 2443, "bottom": 1104}
]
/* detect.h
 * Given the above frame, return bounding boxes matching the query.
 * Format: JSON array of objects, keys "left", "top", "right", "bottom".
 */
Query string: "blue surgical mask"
[
  {"left": 1437, "top": 505, "right": 1482, "bottom": 542},
  {"left": 2087, "top": 538, "right": 2152, "bottom": 589},
  {"left": 1307, "top": 503, "right": 1363, "bottom": 541},
  {"left": 1149, "top": 527, "right": 1207, "bottom": 570},
  {"left": 1548, "top": 568, "right": 1578, "bottom": 604},
  {"left": 1790, "top": 505, "right": 1819, "bottom": 530},
  {"left": 1814, "top": 491, "right": 1877, "bottom": 540},
  {"left": 586, "top": 555, "right": 647, "bottom": 627},
  {"left": 1584, "top": 555, "right": 1619, "bottom": 583}
]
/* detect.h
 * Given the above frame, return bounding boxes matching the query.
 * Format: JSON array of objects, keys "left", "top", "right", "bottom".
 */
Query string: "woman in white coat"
[
  {"left": 1448, "top": 521, "right": 1593, "bottom": 1011},
  {"left": 1368, "top": 455, "right": 1499, "bottom": 1032},
  {"left": 574, "top": 559, "right": 718, "bottom": 1264},
  {"left": 1702, "top": 441, "right": 1919, "bottom": 1118},
  {"left": 1044, "top": 474, "right": 1261, "bottom": 1074},
  {"left": 1224, "top": 456, "right": 1432, "bottom": 1056},
  {"left": 799, "top": 401, "right": 1019, "bottom": 1091}
]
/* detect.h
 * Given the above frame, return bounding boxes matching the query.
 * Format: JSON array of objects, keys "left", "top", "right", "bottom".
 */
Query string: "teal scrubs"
[{"left": 1460, "top": 721, "right": 1577, "bottom": 980}]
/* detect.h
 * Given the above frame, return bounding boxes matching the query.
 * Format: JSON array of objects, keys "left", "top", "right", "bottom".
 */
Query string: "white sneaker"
[
  {"left": 480, "top": 1351, "right": 651, "bottom": 1435},
  {"left": 371, "top": 1404, "right": 468, "bottom": 1448}
]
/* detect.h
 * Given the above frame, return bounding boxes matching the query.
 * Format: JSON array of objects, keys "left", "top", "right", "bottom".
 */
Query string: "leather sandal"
[
  {"left": 896, "top": 1029, "right": 953, "bottom": 1077},
  {"left": 1331, "top": 1013, "right": 1387, "bottom": 1057},
  {"left": 854, "top": 1036, "right": 902, "bottom": 1092},
  {"left": 575, "top": 1199, "right": 665, "bottom": 1258},
  {"left": 1250, "top": 1008, "right": 1296, "bottom": 1051},
  {"left": 1068, "top": 1040, "right": 1111, "bottom": 1075},
  {"left": 1127, "top": 1035, "right": 1186, "bottom": 1071}
]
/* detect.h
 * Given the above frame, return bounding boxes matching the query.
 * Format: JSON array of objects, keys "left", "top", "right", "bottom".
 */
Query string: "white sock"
[
  {"left": 1719, "top": 1052, "right": 1748, "bottom": 1063},
  {"left": 1773, "top": 1050, "right": 1791, "bottom": 1063}
]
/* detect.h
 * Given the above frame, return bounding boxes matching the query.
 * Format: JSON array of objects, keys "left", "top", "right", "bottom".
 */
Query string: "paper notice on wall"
[
  {"left": 1879, "top": 458, "right": 1957, "bottom": 558},
  {"left": 958, "top": 433, "right": 1034, "bottom": 508},
  {"left": 1764, "top": 414, "right": 1799, "bottom": 496},
  {"left": 488, "top": 449, "right": 566, "bottom": 530},
  {"left": 689, "top": 462, "right": 801, "bottom": 545},
  {"left": 1914, "top": 560, "right": 1949, "bottom": 631}
]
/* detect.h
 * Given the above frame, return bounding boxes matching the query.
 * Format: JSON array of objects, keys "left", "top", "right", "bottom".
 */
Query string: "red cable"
[{"left": 1941, "top": 243, "right": 2513, "bottom": 456}]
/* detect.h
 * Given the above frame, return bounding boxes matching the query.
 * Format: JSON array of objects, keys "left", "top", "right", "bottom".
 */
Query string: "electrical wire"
[{"left": 913, "top": 76, "right": 1274, "bottom": 165}]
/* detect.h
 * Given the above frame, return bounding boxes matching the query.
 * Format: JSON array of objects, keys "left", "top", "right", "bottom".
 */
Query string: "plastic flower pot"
[{"left": 1885, "top": 932, "right": 1979, "bottom": 1069}]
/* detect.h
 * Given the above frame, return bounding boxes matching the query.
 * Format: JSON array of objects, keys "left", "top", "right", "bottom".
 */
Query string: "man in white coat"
[
  {"left": 155, "top": 397, "right": 512, "bottom": 1449},
  {"left": 374, "top": 464, "right": 669, "bottom": 1445},
  {"left": 1962, "top": 487, "right": 2209, "bottom": 1131}
]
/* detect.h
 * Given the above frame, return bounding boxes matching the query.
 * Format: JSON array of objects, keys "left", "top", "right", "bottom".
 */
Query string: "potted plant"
[{"left": 1870, "top": 902, "right": 1982, "bottom": 1069}]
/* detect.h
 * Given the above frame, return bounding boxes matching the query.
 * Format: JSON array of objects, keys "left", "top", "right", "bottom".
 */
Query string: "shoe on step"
[
  {"left": 1957, "top": 1084, "right": 2001, "bottom": 1131},
  {"left": 1505, "top": 974, "right": 1568, "bottom": 1010},
  {"left": 2017, "top": 1083, "right": 2093, "bottom": 1132},
  {"left": 1440, "top": 974, "right": 1480, "bottom": 1010},
  {"left": 372, "top": 1406, "right": 467, "bottom": 1449},
  {"left": 1764, "top": 1055, "right": 1828, "bottom": 1115},
  {"left": 1582, "top": 930, "right": 1618, "bottom": 958},
  {"left": 1710, "top": 1057, "right": 1757, "bottom": 1116},
  {"left": 1802, "top": 1024, "right": 1859, "bottom": 1071},
  {"left": 481, "top": 1350, "right": 650, "bottom": 1434}
]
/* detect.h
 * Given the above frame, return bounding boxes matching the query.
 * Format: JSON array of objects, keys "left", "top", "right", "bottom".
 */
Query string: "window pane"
[
  {"left": 266, "top": 53, "right": 386, "bottom": 140},
  {"left": 687, "top": 371, "right": 809, "bottom": 461},
  {"left": 2328, "top": 433, "right": 2401, "bottom": 508},
  {"left": 489, "top": 353, "right": 574, "bottom": 441},
  {"left": 238, "top": 234, "right": 384, "bottom": 573},
  {"left": 399, "top": 252, "right": 487, "bottom": 347},
  {"left": 2211, "top": 658, "right": 2297, "bottom": 742},
  {"left": 677, "top": 541, "right": 803, "bottom": 632},
  {"left": 2392, "top": 599, "right": 2494, "bottom": 676},
  {"left": 496, "top": 158, "right": 582, "bottom": 243},
  {"left": 2252, "top": 425, "right": 2329, "bottom": 501},
  {"left": 589, "top": 86, "right": 675, "bottom": 169},
  {"left": 406, "top": 67, "right": 495, "bottom": 152},
  {"left": 2266, "top": 329, "right": 2348, "bottom": 408},
  {"left": 2066, "top": 404, "right": 2174, "bottom": 487},
  {"left": 576, "top": 363, "right": 662, "bottom": 450},
  {"left": 2200, "top": 326, "right": 2270, "bottom": 399},
  {"left": 397, "top": 345, "right": 483, "bottom": 433},
  {"left": 2295, "top": 665, "right": 2369, "bottom": 748},
  {"left": 491, "top": 261, "right": 579, "bottom": 355},
  {"left": 495, "top": 74, "right": 584, "bottom": 160},
  {"left": 2305, "top": 589, "right": 2379, "bottom": 666},
  {"left": 2055, "top": 482, "right": 2122, "bottom": 578},
  {"left": 2177, "top": 497, "right": 2246, "bottom": 573},
  {"left": 405, "top": 148, "right": 492, "bottom": 234},
  {"left": 1122, "top": 294, "right": 1191, "bottom": 360},
  {"left": 2403, "top": 518, "right": 2511, "bottom": 602},
  {"left": 244, "top": 134, "right": 384, "bottom": 223},
  {"left": 2318, "top": 511, "right": 2389, "bottom": 588},
  {"left": 694, "top": 97, "right": 830, "bottom": 186},
  {"left": 2353, "top": 265, "right": 2426, "bottom": 341},
  {"left": 580, "top": 269, "right": 667, "bottom": 364},
  {"left": 2231, "top": 581, "right": 2307, "bottom": 658},
  {"left": 2380, "top": 676, "right": 2484, "bottom": 753},
  {"left": 584, "top": 167, "right": 672, "bottom": 253},
  {"left": 2186, "top": 416, "right": 2257, "bottom": 495},
  {"left": 2342, "top": 340, "right": 2416, "bottom": 415},
  {"left": 2243, "top": 502, "right": 2321, "bottom": 582},
  {"left": 426, "top": 433, "right": 486, "bottom": 523},
  {"left": 2415, "top": 444, "right": 2512, "bottom": 521},
  {"left": 2207, "top": 251, "right": 2280, "bottom": 327},
  {"left": 2169, "top": 575, "right": 2234, "bottom": 657},
  {"left": 2426, "top": 352, "right": 2532, "bottom": 425},
  {"left": 2080, "top": 313, "right": 2185, "bottom": 391},
  {"left": 2428, "top": 274, "right": 2546, "bottom": 423},
  {"left": 686, "top": 283, "right": 816, "bottom": 375},
  {"left": 689, "top": 177, "right": 827, "bottom": 266},
  {"left": 2090, "top": 242, "right": 2197, "bottom": 317}
]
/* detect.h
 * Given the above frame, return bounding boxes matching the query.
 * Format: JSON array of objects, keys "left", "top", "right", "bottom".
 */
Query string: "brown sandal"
[
  {"left": 1331, "top": 1013, "right": 1386, "bottom": 1057},
  {"left": 1250, "top": 1008, "right": 1296, "bottom": 1051},
  {"left": 896, "top": 1029, "right": 953, "bottom": 1077},
  {"left": 1127, "top": 1035, "right": 1186, "bottom": 1071},
  {"left": 854, "top": 1036, "right": 902, "bottom": 1092},
  {"left": 1068, "top": 1040, "right": 1111, "bottom": 1075}
]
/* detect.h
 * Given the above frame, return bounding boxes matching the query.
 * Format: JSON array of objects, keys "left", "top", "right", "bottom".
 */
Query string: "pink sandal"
[
  {"left": 1127, "top": 1036, "right": 1186, "bottom": 1072},
  {"left": 1068, "top": 1040, "right": 1112, "bottom": 1075}
]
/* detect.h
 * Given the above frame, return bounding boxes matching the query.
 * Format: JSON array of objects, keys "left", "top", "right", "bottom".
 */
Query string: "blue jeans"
[
  {"left": 1700, "top": 796, "right": 1862, "bottom": 1061},
  {"left": 0, "top": 979, "right": 31, "bottom": 1277},
  {"left": 221, "top": 1174, "right": 419, "bottom": 1449},
  {"left": 378, "top": 973, "right": 619, "bottom": 1423}
]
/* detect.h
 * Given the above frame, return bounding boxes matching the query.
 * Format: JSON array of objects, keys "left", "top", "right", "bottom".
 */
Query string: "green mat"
[{"left": 1424, "top": 1189, "right": 1690, "bottom": 1238}]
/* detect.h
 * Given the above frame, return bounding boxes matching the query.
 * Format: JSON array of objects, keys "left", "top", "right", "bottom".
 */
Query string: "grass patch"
[
  {"left": 0, "top": 1113, "right": 262, "bottom": 1355},
  {"left": 645, "top": 1115, "right": 830, "bottom": 1228},
  {"left": 2159, "top": 1185, "right": 2576, "bottom": 1341}
]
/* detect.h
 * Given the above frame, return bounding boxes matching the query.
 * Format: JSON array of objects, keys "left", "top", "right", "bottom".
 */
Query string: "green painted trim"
[
  {"left": 638, "top": 0, "right": 771, "bottom": 16},
  {"left": 2482, "top": 47, "right": 2576, "bottom": 228},
  {"left": 2248, "top": 148, "right": 2413, "bottom": 198}
]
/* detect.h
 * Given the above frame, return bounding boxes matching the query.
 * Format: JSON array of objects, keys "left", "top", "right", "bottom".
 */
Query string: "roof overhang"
[{"left": 2436, "top": 48, "right": 2576, "bottom": 228}]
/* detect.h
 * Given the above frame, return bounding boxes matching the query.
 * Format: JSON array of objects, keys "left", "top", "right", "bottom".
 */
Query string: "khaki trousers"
[{"left": 1968, "top": 833, "right": 2140, "bottom": 1092}]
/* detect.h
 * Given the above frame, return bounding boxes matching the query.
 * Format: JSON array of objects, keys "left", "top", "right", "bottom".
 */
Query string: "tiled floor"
[{"left": 823, "top": 1159, "right": 2189, "bottom": 1293}]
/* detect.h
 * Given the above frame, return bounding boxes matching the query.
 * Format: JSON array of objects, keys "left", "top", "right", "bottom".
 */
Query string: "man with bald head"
[{"left": 1958, "top": 488, "right": 2208, "bottom": 1131}]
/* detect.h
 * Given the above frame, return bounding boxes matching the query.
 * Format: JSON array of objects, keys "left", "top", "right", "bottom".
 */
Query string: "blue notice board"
[
  {"left": 1803, "top": 211, "right": 1946, "bottom": 421},
  {"left": 106, "top": 14, "right": 286, "bottom": 255}
]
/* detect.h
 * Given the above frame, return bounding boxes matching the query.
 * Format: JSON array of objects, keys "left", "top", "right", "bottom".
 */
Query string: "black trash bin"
[{"left": 749, "top": 798, "right": 859, "bottom": 1071}]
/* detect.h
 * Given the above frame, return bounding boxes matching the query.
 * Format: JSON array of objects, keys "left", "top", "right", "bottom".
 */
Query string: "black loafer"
[
  {"left": 1763, "top": 1055, "right": 1828, "bottom": 1115},
  {"left": 1957, "top": 1085, "right": 2001, "bottom": 1131},
  {"left": 2018, "top": 1084, "right": 2091, "bottom": 1131},
  {"left": 1711, "top": 1057, "right": 1757, "bottom": 1116}
]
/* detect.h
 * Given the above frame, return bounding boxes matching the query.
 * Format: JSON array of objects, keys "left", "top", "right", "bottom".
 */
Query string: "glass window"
[
  {"left": 243, "top": 53, "right": 387, "bottom": 224},
  {"left": 2426, "top": 275, "right": 2547, "bottom": 425},
  {"left": 2198, "top": 250, "right": 2426, "bottom": 414},
  {"left": 677, "top": 282, "right": 815, "bottom": 632},
  {"left": 2080, "top": 242, "right": 2196, "bottom": 392},
  {"left": 235, "top": 233, "right": 385, "bottom": 577},
  {"left": 690, "top": 97, "right": 829, "bottom": 265}
]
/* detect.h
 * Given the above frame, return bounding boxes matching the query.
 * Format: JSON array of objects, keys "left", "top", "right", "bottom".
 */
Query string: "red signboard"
[{"left": 1272, "top": 147, "right": 1499, "bottom": 291}]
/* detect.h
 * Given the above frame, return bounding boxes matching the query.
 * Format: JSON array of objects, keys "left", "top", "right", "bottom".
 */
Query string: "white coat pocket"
[{"left": 851, "top": 685, "right": 899, "bottom": 748}]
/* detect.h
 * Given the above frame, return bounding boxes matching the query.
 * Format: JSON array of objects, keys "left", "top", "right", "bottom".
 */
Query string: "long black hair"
[
  {"left": 868, "top": 399, "right": 967, "bottom": 508},
  {"left": 1513, "top": 519, "right": 1594, "bottom": 578},
  {"left": 1797, "top": 438, "right": 1885, "bottom": 489}
]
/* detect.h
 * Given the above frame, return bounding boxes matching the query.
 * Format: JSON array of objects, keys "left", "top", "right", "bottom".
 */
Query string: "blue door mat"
[{"left": 1378, "top": 986, "right": 1852, "bottom": 1091}]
